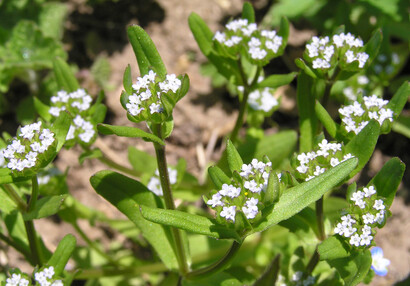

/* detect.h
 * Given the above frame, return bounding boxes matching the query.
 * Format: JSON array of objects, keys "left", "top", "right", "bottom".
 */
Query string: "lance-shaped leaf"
[
  {"left": 127, "top": 25, "right": 167, "bottom": 77},
  {"left": 369, "top": 157, "right": 405, "bottom": 207},
  {"left": 79, "top": 148, "right": 103, "bottom": 164},
  {"left": 23, "top": 195, "right": 67, "bottom": 221},
  {"left": 188, "top": 12, "right": 214, "bottom": 56},
  {"left": 364, "top": 29, "right": 382, "bottom": 66},
  {"left": 90, "top": 170, "right": 179, "bottom": 270},
  {"left": 33, "top": 97, "right": 52, "bottom": 122},
  {"left": 297, "top": 71, "right": 318, "bottom": 152},
  {"left": 97, "top": 124, "right": 164, "bottom": 145},
  {"left": 256, "top": 72, "right": 297, "bottom": 89},
  {"left": 51, "top": 111, "right": 71, "bottom": 152},
  {"left": 345, "top": 120, "right": 379, "bottom": 177},
  {"left": 208, "top": 166, "right": 231, "bottom": 190},
  {"left": 47, "top": 234, "right": 76, "bottom": 276},
  {"left": 387, "top": 81, "right": 410, "bottom": 120},
  {"left": 264, "top": 172, "right": 280, "bottom": 206},
  {"left": 123, "top": 64, "right": 133, "bottom": 94},
  {"left": 315, "top": 100, "right": 337, "bottom": 138},
  {"left": 242, "top": 2, "right": 255, "bottom": 23},
  {"left": 318, "top": 236, "right": 351, "bottom": 261},
  {"left": 226, "top": 139, "right": 243, "bottom": 174},
  {"left": 327, "top": 250, "right": 372, "bottom": 286},
  {"left": 295, "top": 59, "right": 317, "bottom": 79},
  {"left": 254, "top": 254, "right": 280, "bottom": 286},
  {"left": 128, "top": 146, "right": 157, "bottom": 175},
  {"left": 53, "top": 58, "right": 79, "bottom": 92},
  {"left": 249, "top": 158, "right": 357, "bottom": 234},
  {"left": 140, "top": 205, "right": 241, "bottom": 242}
]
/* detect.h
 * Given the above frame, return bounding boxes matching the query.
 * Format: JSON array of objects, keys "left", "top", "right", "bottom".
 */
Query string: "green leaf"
[
  {"left": 345, "top": 120, "right": 380, "bottom": 177},
  {"left": 256, "top": 72, "right": 297, "bottom": 89},
  {"left": 97, "top": 124, "right": 164, "bottom": 145},
  {"left": 53, "top": 57, "right": 79, "bottom": 92},
  {"left": 91, "top": 103, "right": 107, "bottom": 125},
  {"left": 254, "top": 254, "right": 280, "bottom": 286},
  {"left": 127, "top": 25, "right": 167, "bottom": 77},
  {"left": 369, "top": 157, "right": 405, "bottom": 207},
  {"left": 387, "top": 81, "right": 410, "bottom": 120},
  {"left": 315, "top": 100, "right": 337, "bottom": 138},
  {"left": 264, "top": 172, "right": 280, "bottom": 205},
  {"left": 47, "top": 234, "right": 76, "bottom": 276},
  {"left": 90, "top": 170, "right": 179, "bottom": 270},
  {"left": 23, "top": 195, "right": 67, "bottom": 220},
  {"left": 123, "top": 64, "right": 133, "bottom": 94},
  {"left": 226, "top": 140, "right": 243, "bottom": 174},
  {"left": 140, "top": 205, "right": 241, "bottom": 241},
  {"left": 79, "top": 148, "right": 103, "bottom": 164},
  {"left": 250, "top": 158, "right": 357, "bottom": 234},
  {"left": 297, "top": 71, "right": 318, "bottom": 152},
  {"left": 318, "top": 236, "right": 350, "bottom": 261},
  {"left": 33, "top": 97, "right": 51, "bottom": 122},
  {"left": 0, "top": 186, "right": 18, "bottom": 214},
  {"left": 208, "top": 53, "right": 243, "bottom": 85},
  {"left": 242, "top": 2, "right": 255, "bottom": 23},
  {"left": 5, "top": 211, "right": 31, "bottom": 263},
  {"left": 364, "top": 29, "right": 382, "bottom": 66},
  {"left": 128, "top": 146, "right": 157, "bottom": 175},
  {"left": 392, "top": 114, "right": 410, "bottom": 138},
  {"left": 188, "top": 13, "right": 214, "bottom": 56},
  {"left": 38, "top": 2, "right": 68, "bottom": 40},
  {"left": 327, "top": 250, "right": 372, "bottom": 286},
  {"left": 295, "top": 59, "right": 317, "bottom": 79},
  {"left": 51, "top": 111, "right": 71, "bottom": 152},
  {"left": 208, "top": 166, "right": 231, "bottom": 190},
  {"left": 238, "top": 130, "right": 297, "bottom": 169}
]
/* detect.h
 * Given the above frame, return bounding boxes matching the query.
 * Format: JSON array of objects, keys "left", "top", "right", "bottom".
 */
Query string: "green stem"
[
  {"left": 230, "top": 61, "right": 261, "bottom": 143},
  {"left": 98, "top": 155, "right": 139, "bottom": 178},
  {"left": 2, "top": 184, "right": 27, "bottom": 212},
  {"left": 152, "top": 123, "right": 189, "bottom": 276},
  {"left": 72, "top": 222, "right": 119, "bottom": 266},
  {"left": 316, "top": 197, "right": 326, "bottom": 241},
  {"left": 306, "top": 248, "right": 320, "bottom": 275},
  {"left": 0, "top": 232, "right": 33, "bottom": 263},
  {"left": 71, "top": 262, "right": 167, "bottom": 279},
  {"left": 186, "top": 241, "right": 242, "bottom": 280},
  {"left": 28, "top": 175, "right": 39, "bottom": 212},
  {"left": 24, "top": 220, "right": 44, "bottom": 266}
]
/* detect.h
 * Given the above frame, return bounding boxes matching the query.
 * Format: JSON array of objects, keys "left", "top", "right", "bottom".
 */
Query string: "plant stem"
[
  {"left": 98, "top": 154, "right": 139, "bottom": 177},
  {"left": 24, "top": 220, "right": 44, "bottom": 266},
  {"left": 306, "top": 248, "right": 320, "bottom": 275},
  {"left": 152, "top": 123, "right": 189, "bottom": 276},
  {"left": 230, "top": 61, "right": 261, "bottom": 143},
  {"left": 24, "top": 175, "right": 44, "bottom": 266},
  {"left": 2, "top": 184, "right": 27, "bottom": 212},
  {"left": 0, "top": 232, "right": 33, "bottom": 263},
  {"left": 316, "top": 197, "right": 326, "bottom": 241},
  {"left": 28, "top": 175, "right": 39, "bottom": 212},
  {"left": 186, "top": 240, "right": 242, "bottom": 280},
  {"left": 72, "top": 222, "right": 119, "bottom": 266}
]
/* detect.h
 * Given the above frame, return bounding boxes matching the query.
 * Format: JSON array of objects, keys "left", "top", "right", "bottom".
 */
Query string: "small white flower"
[
  {"left": 220, "top": 206, "right": 236, "bottom": 222},
  {"left": 373, "top": 199, "right": 385, "bottom": 210},
  {"left": 349, "top": 233, "right": 361, "bottom": 246}
]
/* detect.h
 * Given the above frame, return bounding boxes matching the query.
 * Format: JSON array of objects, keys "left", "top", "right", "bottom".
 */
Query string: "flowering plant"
[{"left": 0, "top": 2, "right": 409, "bottom": 286}]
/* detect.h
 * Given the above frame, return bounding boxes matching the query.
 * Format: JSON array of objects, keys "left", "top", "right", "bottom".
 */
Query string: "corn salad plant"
[{"left": 1, "top": 2, "right": 409, "bottom": 285}]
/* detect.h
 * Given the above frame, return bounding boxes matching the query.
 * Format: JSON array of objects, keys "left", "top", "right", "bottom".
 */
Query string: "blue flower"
[{"left": 371, "top": 247, "right": 390, "bottom": 276}]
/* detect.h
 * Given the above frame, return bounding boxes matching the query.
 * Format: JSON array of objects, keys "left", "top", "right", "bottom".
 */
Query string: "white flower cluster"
[
  {"left": 5, "top": 273, "right": 30, "bottom": 286},
  {"left": 126, "top": 70, "right": 181, "bottom": 117},
  {"left": 213, "top": 18, "right": 283, "bottom": 61},
  {"left": 339, "top": 95, "right": 393, "bottom": 134},
  {"left": 291, "top": 271, "right": 315, "bottom": 286},
  {"left": 49, "top": 89, "right": 92, "bottom": 117},
  {"left": 1, "top": 122, "right": 55, "bottom": 173},
  {"left": 147, "top": 167, "right": 177, "bottom": 196},
  {"left": 334, "top": 185, "right": 386, "bottom": 247},
  {"left": 5, "top": 266, "right": 62, "bottom": 286},
  {"left": 296, "top": 139, "right": 353, "bottom": 181},
  {"left": 34, "top": 266, "right": 63, "bottom": 286},
  {"left": 305, "top": 33, "right": 369, "bottom": 69},
  {"left": 343, "top": 75, "right": 369, "bottom": 101},
  {"left": 49, "top": 89, "right": 96, "bottom": 144},
  {"left": 0, "top": 147, "right": 5, "bottom": 167},
  {"left": 65, "top": 115, "right": 95, "bottom": 143},
  {"left": 248, "top": 87, "right": 279, "bottom": 112},
  {"left": 207, "top": 159, "right": 281, "bottom": 222}
]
